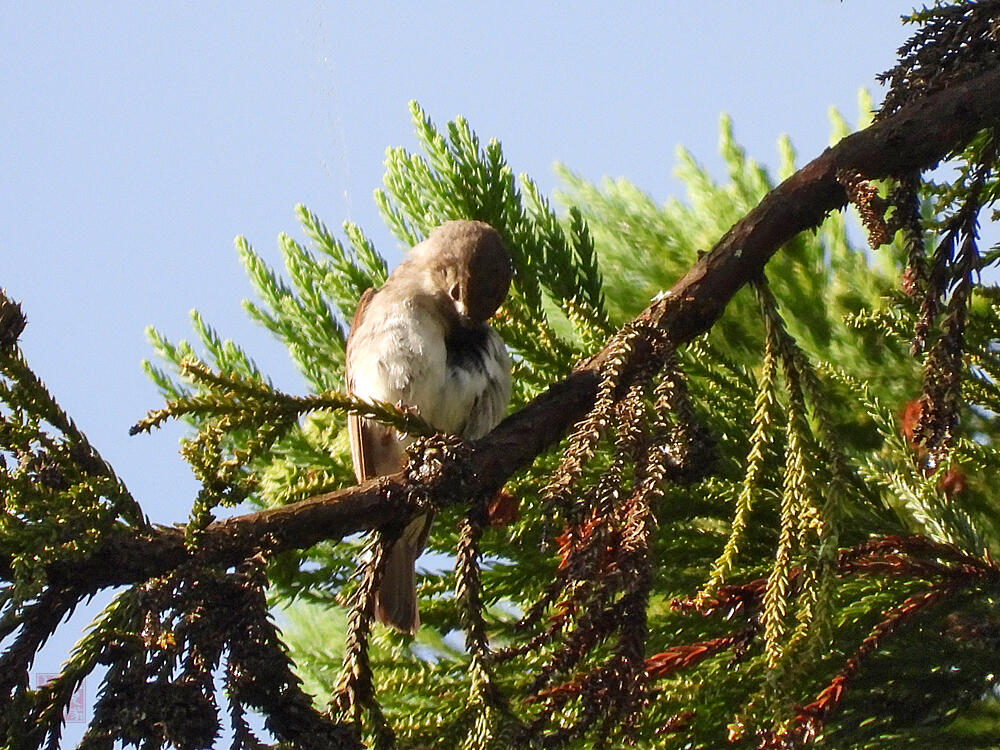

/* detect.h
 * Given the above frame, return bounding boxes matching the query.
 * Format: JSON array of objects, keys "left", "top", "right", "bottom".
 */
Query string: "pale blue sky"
[{"left": 1, "top": 2, "right": 922, "bottom": 742}]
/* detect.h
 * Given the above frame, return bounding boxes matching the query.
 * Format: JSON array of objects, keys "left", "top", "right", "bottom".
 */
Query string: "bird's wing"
[
  {"left": 345, "top": 286, "right": 376, "bottom": 366},
  {"left": 346, "top": 287, "right": 408, "bottom": 482},
  {"left": 347, "top": 287, "right": 378, "bottom": 482},
  {"left": 348, "top": 411, "right": 390, "bottom": 483}
]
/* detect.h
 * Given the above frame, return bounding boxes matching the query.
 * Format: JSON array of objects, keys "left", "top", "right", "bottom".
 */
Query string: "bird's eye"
[{"left": 449, "top": 283, "right": 461, "bottom": 301}]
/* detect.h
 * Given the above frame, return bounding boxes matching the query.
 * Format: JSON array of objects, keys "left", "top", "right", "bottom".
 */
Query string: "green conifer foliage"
[
  {"left": 2, "top": 4, "right": 1000, "bottom": 748},
  {"left": 141, "top": 91, "right": 1000, "bottom": 745}
]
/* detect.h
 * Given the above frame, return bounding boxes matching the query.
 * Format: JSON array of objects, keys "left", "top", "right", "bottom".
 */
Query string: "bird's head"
[{"left": 416, "top": 220, "right": 513, "bottom": 326}]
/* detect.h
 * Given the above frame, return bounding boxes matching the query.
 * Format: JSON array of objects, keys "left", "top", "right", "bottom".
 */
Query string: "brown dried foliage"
[
  {"left": 913, "top": 196, "right": 983, "bottom": 464},
  {"left": 509, "top": 325, "right": 714, "bottom": 746},
  {"left": 836, "top": 169, "right": 890, "bottom": 249},
  {"left": 332, "top": 532, "right": 395, "bottom": 748},
  {"left": 0, "top": 294, "right": 26, "bottom": 352},
  {"left": 888, "top": 174, "right": 928, "bottom": 298},
  {"left": 877, "top": 0, "right": 1000, "bottom": 119},
  {"left": 768, "top": 536, "right": 1000, "bottom": 747},
  {"left": 643, "top": 631, "right": 754, "bottom": 681},
  {"left": 80, "top": 558, "right": 354, "bottom": 750}
]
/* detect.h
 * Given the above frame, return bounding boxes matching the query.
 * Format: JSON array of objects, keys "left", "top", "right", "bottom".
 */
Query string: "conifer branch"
[
  {"left": 332, "top": 531, "right": 394, "bottom": 748},
  {"left": 3, "top": 66, "right": 1000, "bottom": 601}
]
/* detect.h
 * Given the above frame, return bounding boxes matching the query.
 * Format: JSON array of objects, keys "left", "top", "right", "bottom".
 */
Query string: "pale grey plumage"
[{"left": 345, "top": 220, "right": 513, "bottom": 633}]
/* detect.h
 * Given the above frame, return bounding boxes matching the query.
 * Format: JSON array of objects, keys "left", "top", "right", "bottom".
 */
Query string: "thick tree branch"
[{"left": 14, "top": 67, "right": 1000, "bottom": 593}]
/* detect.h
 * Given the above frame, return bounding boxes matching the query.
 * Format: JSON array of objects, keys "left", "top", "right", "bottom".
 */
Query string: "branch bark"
[{"left": 17, "top": 67, "right": 1000, "bottom": 593}]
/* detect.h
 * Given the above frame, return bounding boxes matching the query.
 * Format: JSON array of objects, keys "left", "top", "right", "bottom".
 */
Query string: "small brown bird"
[{"left": 345, "top": 220, "right": 513, "bottom": 633}]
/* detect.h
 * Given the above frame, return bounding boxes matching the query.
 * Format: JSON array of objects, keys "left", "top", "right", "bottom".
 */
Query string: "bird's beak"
[{"left": 455, "top": 300, "right": 477, "bottom": 328}]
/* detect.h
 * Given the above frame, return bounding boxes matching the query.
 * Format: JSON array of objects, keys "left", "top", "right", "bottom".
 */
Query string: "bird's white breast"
[
  {"left": 433, "top": 327, "right": 510, "bottom": 439},
  {"left": 347, "top": 295, "right": 511, "bottom": 440}
]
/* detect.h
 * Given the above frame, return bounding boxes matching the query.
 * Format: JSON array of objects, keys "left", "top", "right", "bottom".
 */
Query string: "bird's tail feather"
[{"left": 375, "top": 514, "right": 432, "bottom": 635}]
